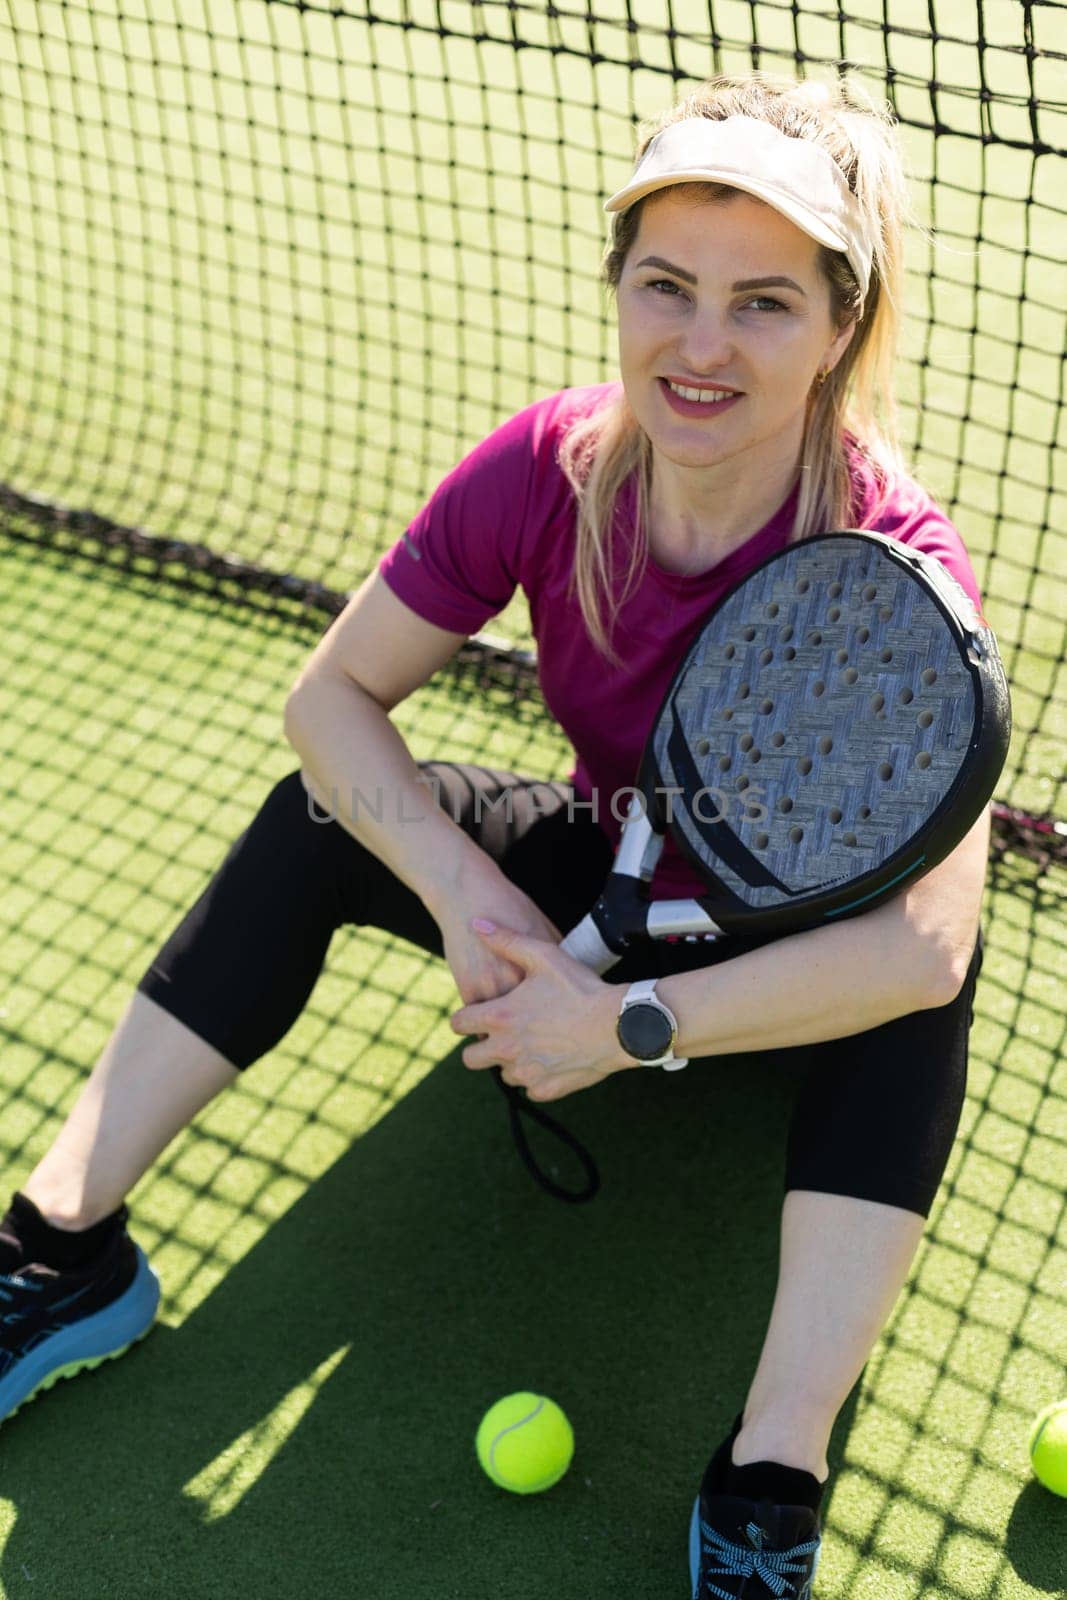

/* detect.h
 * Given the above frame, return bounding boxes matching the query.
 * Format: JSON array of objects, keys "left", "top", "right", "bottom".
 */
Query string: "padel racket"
[
  {"left": 492, "top": 530, "right": 1010, "bottom": 1198},
  {"left": 560, "top": 530, "right": 1010, "bottom": 991}
]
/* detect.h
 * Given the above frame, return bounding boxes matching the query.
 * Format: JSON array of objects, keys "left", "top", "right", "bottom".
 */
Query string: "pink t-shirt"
[{"left": 379, "top": 383, "right": 983, "bottom": 898}]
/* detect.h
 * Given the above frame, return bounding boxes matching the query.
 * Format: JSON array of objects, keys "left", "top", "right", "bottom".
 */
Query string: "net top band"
[{"left": 605, "top": 116, "right": 874, "bottom": 307}]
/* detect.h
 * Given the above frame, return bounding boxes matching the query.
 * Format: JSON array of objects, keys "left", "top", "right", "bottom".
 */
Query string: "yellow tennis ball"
[
  {"left": 475, "top": 1392, "right": 574, "bottom": 1494},
  {"left": 1029, "top": 1399, "right": 1067, "bottom": 1497}
]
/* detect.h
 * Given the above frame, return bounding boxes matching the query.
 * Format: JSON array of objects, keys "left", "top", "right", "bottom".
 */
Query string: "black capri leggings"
[{"left": 137, "top": 765, "right": 983, "bottom": 1218}]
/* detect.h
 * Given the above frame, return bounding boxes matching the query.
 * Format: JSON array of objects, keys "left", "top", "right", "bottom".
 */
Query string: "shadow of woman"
[{"left": 1, "top": 1039, "right": 860, "bottom": 1599}]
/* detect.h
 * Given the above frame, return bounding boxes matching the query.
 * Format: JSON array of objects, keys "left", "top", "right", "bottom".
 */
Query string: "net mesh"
[
  {"left": 0, "top": 16, "right": 1064, "bottom": 1584},
  {"left": 0, "top": 0, "right": 1063, "bottom": 845}
]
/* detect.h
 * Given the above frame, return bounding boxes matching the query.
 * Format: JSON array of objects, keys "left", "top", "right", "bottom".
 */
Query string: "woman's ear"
[{"left": 822, "top": 315, "right": 858, "bottom": 377}]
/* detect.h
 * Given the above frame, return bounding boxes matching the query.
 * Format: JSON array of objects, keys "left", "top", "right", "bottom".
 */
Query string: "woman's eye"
[
  {"left": 646, "top": 278, "right": 685, "bottom": 296},
  {"left": 745, "top": 296, "right": 787, "bottom": 312}
]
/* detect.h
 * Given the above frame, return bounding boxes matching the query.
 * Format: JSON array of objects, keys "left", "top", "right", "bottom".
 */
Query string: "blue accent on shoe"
[
  {"left": 690, "top": 1492, "right": 821, "bottom": 1598},
  {"left": 0, "top": 1246, "right": 160, "bottom": 1424}
]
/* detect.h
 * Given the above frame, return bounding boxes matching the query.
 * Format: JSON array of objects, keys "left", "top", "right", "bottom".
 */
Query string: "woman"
[{"left": 1, "top": 74, "right": 989, "bottom": 1596}]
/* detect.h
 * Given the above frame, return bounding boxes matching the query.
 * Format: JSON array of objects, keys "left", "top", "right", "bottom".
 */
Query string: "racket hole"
[
  {"left": 779, "top": 625, "right": 794, "bottom": 642},
  {"left": 828, "top": 806, "right": 843, "bottom": 824},
  {"left": 871, "top": 693, "right": 885, "bottom": 712},
  {"left": 767, "top": 602, "right": 780, "bottom": 618},
  {"left": 836, "top": 649, "right": 849, "bottom": 665},
  {"left": 770, "top": 732, "right": 786, "bottom": 747},
  {"left": 915, "top": 752, "right": 932, "bottom": 770},
  {"left": 749, "top": 750, "right": 762, "bottom": 764},
  {"left": 724, "top": 643, "right": 736, "bottom": 660},
  {"left": 797, "top": 757, "right": 813, "bottom": 776},
  {"left": 827, "top": 605, "right": 841, "bottom": 622},
  {"left": 783, "top": 646, "right": 796, "bottom": 661},
  {"left": 858, "top": 804, "right": 871, "bottom": 819},
  {"left": 738, "top": 683, "right": 750, "bottom": 699},
  {"left": 843, "top": 831, "right": 858, "bottom": 847},
  {"left": 796, "top": 578, "right": 811, "bottom": 594},
  {"left": 862, "top": 584, "right": 877, "bottom": 602},
  {"left": 722, "top": 708, "right": 734, "bottom": 720},
  {"left": 879, "top": 649, "right": 893, "bottom": 664},
  {"left": 777, "top": 797, "right": 794, "bottom": 814},
  {"left": 843, "top": 667, "right": 858, "bottom": 684},
  {"left": 760, "top": 698, "right": 774, "bottom": 714},
  {"left": 789, "top": 826, "right": 804, "bottom": 844},
  {"left": 754, "top": 831, "right": 770, "bottom": 849},
  {"left": 747, "top": 804, "right": 762, "bottom": 818},
  {"left": 740, "top": 733, "right": 754, "bottom": 751},
  {"left": 922, "top": 668, "right": 938, "bottom": 685},
  {"left": 718, "top": 756, "right": 731, "bottom": 772},
  {"left": 812, "top": 680, "right": 825, "bottom": 697},
  {"left": 879, "top": 763, "right": 894, "bottom": 781},
  {"left": 917, "top": 710, "right": 934, "bottom": 728},
  {"left": 879, "top": 604, "right": 893, "bottom": 620},
  {"left": 736, "top": 775, "right": 750, "bottom": 792},
  {"left": 696, "top": 739, "right": 710, "bottom": 755},
  {"left": 857, "top": 626, "right": 870, "bottom": 644},
  {"left": 807, "top": 630, "right": 822, "bottom": 646},
  {"left": 899, "top": 687, "right": 914, "bottom": 705},
  {"left": 828, "top": 581, "right": 843, "bottom": 598},
  {"left": 818, "top": 736, "right": 833, "bottom": 755},
  {"left": 742, "top": 626, "right": 756, "bottom": 641},
  {"left": 760, "top": 648, "right": 774, "bottom": 665}
]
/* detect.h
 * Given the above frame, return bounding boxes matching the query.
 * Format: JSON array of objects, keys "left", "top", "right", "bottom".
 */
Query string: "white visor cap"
[{"left": 605, "top": 115, "right": 873, "bottom": 307}]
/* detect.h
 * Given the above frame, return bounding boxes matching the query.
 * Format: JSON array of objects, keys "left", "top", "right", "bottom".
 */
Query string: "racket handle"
[
  {"left": 560, "top": 913, "right": 623, "bottom": 974},
  {"left": 646, "top": 900, "right": 723, "bottom": 940}
]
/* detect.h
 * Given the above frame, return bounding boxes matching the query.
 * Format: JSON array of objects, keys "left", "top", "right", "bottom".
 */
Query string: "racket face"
[{"left": 647, "top": 532, "right": 1010, "bottom": 934}]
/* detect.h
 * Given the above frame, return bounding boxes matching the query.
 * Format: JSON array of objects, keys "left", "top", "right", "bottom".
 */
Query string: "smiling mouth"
[{"left": 662, "top": 378, "right": 740, "bottom": 405}]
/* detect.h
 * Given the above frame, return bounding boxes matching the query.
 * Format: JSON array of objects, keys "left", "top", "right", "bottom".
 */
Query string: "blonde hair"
[{"left": 561, "top": 72, "right": 912, "bottom": 662}]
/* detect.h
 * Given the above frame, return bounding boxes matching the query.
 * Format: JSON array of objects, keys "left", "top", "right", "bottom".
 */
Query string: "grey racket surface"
[{"left": 648, "top": 531, "right": 1009, "bottom": 930}]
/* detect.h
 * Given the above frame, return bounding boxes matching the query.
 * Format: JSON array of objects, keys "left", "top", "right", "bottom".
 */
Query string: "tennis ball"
[
  {"left": 475, "top": 1391, "right": 574, "bottom": 1494},
  {"left": 1029, "top": 1399, "right": 1067, "bottom": 1497}
]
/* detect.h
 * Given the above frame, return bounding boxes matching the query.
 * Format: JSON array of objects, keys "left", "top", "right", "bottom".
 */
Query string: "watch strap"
[{"left": 618, "top": 979, "right": 689, "bottom": 1070}]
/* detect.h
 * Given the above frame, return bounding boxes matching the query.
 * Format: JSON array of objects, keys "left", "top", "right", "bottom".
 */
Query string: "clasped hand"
[{"left": 449, "top": 920, "right": 629, "bottom": 1102}]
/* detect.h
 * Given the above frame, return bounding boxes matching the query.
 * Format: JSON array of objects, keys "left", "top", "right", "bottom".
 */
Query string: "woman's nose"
[{"left": 676, "top": 305, "right": 735, "bottom": 372}]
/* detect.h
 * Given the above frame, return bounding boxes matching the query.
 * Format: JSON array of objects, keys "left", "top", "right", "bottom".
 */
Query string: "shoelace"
[
  {"left": 0, "top": 1272, "right": 43, "bottom": 1298},
  {"left": 698, "top": 1517, "right": 819, "bottom": 1598}
]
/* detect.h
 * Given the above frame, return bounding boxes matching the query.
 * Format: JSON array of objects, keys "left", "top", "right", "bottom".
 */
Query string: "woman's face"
[{"left": 616, "top": 187, "right": 855, "bottom": 478}]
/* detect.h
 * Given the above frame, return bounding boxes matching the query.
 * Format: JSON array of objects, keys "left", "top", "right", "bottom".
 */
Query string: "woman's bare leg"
[
  {"left": 19, "top": 992, "right": 238, "bottom": 1231},
  {"left": 732, "top": 1188, "right": 926, "bottom": 1480}
]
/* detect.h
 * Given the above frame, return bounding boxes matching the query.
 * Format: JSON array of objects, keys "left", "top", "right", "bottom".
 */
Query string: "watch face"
[{"left": 618, "top": 1001, "right": 674, "bottom": 1062}]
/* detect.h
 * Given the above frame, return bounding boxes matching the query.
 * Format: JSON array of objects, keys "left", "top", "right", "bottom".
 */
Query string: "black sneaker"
[
  {"left": 689, "top": 1470, "right": 821, "bottom": 1598},
  {"left": 0, "top": 1209, "right": 160, "bottom": 1426}
]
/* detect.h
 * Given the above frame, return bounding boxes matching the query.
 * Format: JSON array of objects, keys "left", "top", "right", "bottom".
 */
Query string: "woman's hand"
[
  {"left": 432, "top": 877, "right": 567, "bottom": 1009},
  {"left": 449, "top": 921, "right": 631, "bottom": 1103}
]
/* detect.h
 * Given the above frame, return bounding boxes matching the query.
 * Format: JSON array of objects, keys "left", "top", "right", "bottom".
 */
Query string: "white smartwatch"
[{"left": 615, "top": 979, "right": 688, "bottom": 1070}]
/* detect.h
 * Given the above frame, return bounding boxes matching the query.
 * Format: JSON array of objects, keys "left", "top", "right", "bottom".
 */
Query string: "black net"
[
  {"left": 0, "top": 0, "right": 1063, "bottom": 847},
  {"left": 0, "top": 18, "right": 1064, "bottom": 1581}
]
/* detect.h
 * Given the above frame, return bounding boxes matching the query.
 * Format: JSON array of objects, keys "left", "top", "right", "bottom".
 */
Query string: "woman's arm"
[
  {"left": 655, "top": 807, "right": 991, "bottom": 1058},
  {"left": 283, "top": 571, "right": 491, "bottom": 913},
  {"left": 283, "top": 570, "right": 567, "bottom": 1006},
  {"left": 451, "top": 808, "right": 992, "bottom": 1102}
]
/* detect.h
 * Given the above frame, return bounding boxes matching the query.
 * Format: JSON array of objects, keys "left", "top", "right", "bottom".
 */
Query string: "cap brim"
[{"left": 603, "top": 171, "right": 848, "bottom": 255}]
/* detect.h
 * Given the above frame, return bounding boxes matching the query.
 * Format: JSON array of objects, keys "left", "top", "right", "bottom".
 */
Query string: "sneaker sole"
[
  {"left": 689, "top": 1494, "right": 821, "bottom": 1598},
  {"left": 0, "top": 1246, "right": 161, "bottom": 1426}
]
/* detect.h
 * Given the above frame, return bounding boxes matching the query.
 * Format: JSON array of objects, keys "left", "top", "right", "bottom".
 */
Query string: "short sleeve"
[
  {"left": 378, "top": 407, "right": 540, "bottom": 635},
  {"left": 849, "top": 447, "right": 984, "bottom": 612}
]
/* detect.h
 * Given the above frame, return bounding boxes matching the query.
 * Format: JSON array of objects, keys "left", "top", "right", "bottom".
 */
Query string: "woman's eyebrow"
[
  {"left": 733, "top": 274, "right": 806, "bottom": 296},
  {"left": 634, "top": 254, "right": 697, "bottom": 284},
  {"left": 634, "top": 258, "right": 807, "bottom": 297}
]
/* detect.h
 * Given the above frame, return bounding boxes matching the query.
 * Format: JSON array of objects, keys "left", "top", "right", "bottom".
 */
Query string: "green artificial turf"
[
  {"left": 0, "top": 3, "right": 1064, "bottom": 1593},
  {"left": 0, "top": 524, "right": 1064, "bottom": 1600}
]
